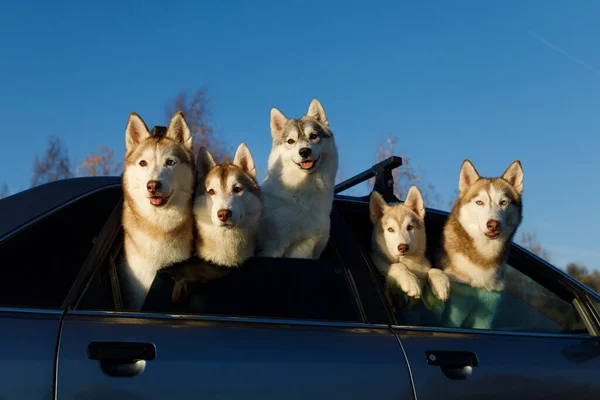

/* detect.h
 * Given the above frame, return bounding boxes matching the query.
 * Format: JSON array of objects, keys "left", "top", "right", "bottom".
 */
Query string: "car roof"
[{"left": 0, "top": 176, "right": 122, "bottom": 240}]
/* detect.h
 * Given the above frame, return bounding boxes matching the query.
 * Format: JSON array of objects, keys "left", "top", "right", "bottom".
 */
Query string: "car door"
[
  {"left": 0, "top": 181, "right": 122, "bottom": 399},
  {"left": 387, "top": 246, "right": 600, "bottom": 400},
  {"left": 56, "top": 206, "right": 416, "bottom": 400}
]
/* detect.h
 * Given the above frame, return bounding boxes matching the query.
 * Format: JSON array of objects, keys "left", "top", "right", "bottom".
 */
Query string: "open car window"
[
  {"left": 143, "top": 256, "right": 361, "bottom": 322},
  {"left": 78, "top": 229, "right": 365, "bottom": 324},
  {"left": 387, "top": 263, "right": 587, "bottom": 334},
  {"left": 334, "top": 198, "right": 592, "bottom": 335}
]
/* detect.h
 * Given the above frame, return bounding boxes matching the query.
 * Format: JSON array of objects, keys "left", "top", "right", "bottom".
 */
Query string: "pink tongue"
[
  {"left": 150, "top": 197, "right": 165, "bottom": 206},
  {"left": 300, "top": 161, "right": 314, "bottom": 169}
]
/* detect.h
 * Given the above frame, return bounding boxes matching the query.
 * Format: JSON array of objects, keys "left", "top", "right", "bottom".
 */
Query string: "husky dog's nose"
[
  {"left": 147, "top": 180, "right": 162, "bottom": 193},
  {"left": 298, "top": 147, "right": 312, "bottom": 158},
  {"left": 217, "top": 209, "right": 232, "bottom": 222},
  {"left": 487, "top": 219, "right": 501, "bottom": 232},
  {"left": 398, "top": 244, "right": 409, "bottom": 254}
]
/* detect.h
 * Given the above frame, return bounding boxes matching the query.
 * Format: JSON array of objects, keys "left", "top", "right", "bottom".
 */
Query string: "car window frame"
[{"left": 67, "top": 198, "right": 396, "bottom": 327}]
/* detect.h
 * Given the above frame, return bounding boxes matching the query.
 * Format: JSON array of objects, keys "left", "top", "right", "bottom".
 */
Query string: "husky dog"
[
  {"left": 256, "top": 99, "right": 338, "bottom": 259},
  {"left": 193, "top": 143, "right": 262, "bottom": 267},
  {"left": 370, "top": 187, "right": 450, "bottom": 302},
  {"left": 120, "top": 112, "right": 195, "bottom": 310},
  {"left": 438, "top": 159, "right": 524, "bottom": 292}
]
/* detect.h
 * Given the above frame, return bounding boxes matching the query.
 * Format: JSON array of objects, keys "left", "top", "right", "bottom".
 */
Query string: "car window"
[
  {"left": 0, "top": 186, "right": 122, "bottom": 309},
  {"left": 385, "top": 262, "right": 588, "bottom": 335},
  {"left": 334, "top": 201, "right": 590, "bottom": 335},
  {"left": 77, "top": 231, "right": 364, "bottom": 323}
]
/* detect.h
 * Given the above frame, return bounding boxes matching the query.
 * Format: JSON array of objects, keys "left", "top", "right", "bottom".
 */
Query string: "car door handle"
[
  {"left": 88, "top": 342, "right": 156, "bottom": 378},
  {"left": 425, "top": 350, "right": 479, "bottom": 380}
]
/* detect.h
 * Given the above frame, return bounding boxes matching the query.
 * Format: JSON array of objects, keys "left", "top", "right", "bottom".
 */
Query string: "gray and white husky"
[
  {"left": 256, "top": 99, "right": 338, "bottom": 259},
  {"left": 120, "top": 112, "right": 195, "bottom": 310},
  {"left": 370, "top": 187, "right": 450, "bottom": 301}
]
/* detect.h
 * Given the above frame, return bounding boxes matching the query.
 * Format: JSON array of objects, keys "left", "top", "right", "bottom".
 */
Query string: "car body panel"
[
  {"left": 394, "top": 328, "right": 600, "bottom": 400},
  {"left": 57, "top": 313, "right": 416, "bottom": 400},
  {"left": 0, "top": 310, "right": 61, "bottom": 400}
]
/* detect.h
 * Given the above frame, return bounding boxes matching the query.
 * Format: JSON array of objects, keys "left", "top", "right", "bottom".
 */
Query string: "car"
[{"left": 1, "top": 146, "right": 599, "bottom": 400}]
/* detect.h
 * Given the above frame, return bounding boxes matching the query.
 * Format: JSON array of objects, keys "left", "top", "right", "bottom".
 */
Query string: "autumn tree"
[
  {"left": 165, "top": 88, "right": 229, "bottom": 162},
  {"left": 565, "top": 263, "right": 600, "bottom": 293},
  {"left": 370, "top": 133, "right": 455, "bottom": 210},
  {"left": 31, "top": 136, "right": 72, "bottom": 187},
  {"left": 77, "top": 145, "right": 123, "bottom": 177}
]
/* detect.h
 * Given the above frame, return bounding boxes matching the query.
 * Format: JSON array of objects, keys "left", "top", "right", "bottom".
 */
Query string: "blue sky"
[{"left": 1, "top": 0, "right": 599, "bottom": 270}]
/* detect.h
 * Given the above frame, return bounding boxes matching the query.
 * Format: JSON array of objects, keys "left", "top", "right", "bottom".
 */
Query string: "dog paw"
[
  {"left": 389, "top": 267, "right": 421, "bottom": 299},
  {"left": 428, "top": 269, "right": 451, "bottom": 301}
]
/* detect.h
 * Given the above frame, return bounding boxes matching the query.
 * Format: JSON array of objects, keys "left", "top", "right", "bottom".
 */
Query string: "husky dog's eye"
[
  {"left": 233, "top": 186, "right": 243, "bottom": 194},
  {"left": 166, "top": 159, "right": 176, "bottom": 167},
  {"left": 499, "top": 199, "right": 509, "bottom": 206},
  {"left": 407, "top": 224, "right": 414, "bottom": 231},
  {"left": 208, "top": 189, "right": 215, "bottom": 195},
  {"left": 287, "top": 138, "right": 295, "bottom": 145},
  {"left": 387, "top": 227, "right": 394, "bottom": 232},
  {"left": 309, "top": 133, "right": 318, "bottom": 140},
  {"left": 476, "top": 200, "right": 484, "bottom": 206},
  {"left": 139, "top": 160, "right": 147, "bottom": 167}
]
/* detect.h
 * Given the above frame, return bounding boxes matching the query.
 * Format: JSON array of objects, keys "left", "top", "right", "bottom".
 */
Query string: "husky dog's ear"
[
  {"left": 502, "top": 160, "right": 524, "bottom": 194},
  {"left": 270, "top": 108, "right": 288, "bottom": 138},
  {"left": 458, "top": 159, "right": 481, "bottom": 193},
  {"left": 196, "top": 147, "right": 216, "bottom": 180},
  {"left": 404, "top": 186, "right": 425, "bottom": 219},
  {"left": 369, "top": 191, "right": 389, "bottom": 225},
  {"left": 125, "top": 113, "right": 151, "bottom": 152},
  {"left": 166, "top": 111, "right": 193, "bottom": 151},
  {"left": 233, "top": 143, "right": 256, "bottom": 179},
  {"left": 306, "top": 98, "right": 328, "bottom": 126}
]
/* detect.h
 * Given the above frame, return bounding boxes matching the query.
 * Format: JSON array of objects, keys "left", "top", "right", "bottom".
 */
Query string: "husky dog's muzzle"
[
  {"left": 146, "top": 180, "right": 170, "bottom": 207},
  {"left": 484, "top": 219, "right": 502, "bottom": 239},
  {"left": 295, "top": 154, "right": 320, "bottom": 171}
]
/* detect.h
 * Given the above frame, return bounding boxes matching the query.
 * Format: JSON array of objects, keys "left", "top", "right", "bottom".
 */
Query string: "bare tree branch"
[
  {"left": 370, "top": 133, "right": 454, "bottom": 210},
  {"left": 31, "top": 136, "right": 72, "bottom": 187},
  {"left": 518, "top": 229, "right": 551, "bottom": 261},
  {"left": 165, "top": 88, "right": 230, "bottom": 162}
]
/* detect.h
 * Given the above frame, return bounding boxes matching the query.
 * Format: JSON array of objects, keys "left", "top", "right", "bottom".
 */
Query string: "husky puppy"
[
  {"left": 256, "top": 99, "right": 338, "bottom": 259},
  {"left": 193, "top": 143, "right": 262, "bottom": 267},
  {"left": 438, "top": 159, "right": 524, "bottom": 292},
  {"left": 120, "top": 112, "right": 195, "bottom": 310},
  {"left": 370, "top": 187, "right": 450, "bottom": 301}
]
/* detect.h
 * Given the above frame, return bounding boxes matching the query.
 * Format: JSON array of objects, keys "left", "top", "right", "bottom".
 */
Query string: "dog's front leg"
[
  {"left": 428, "top": 268, "right": 451, "bottom": 301},
  {"left": 388, "top": 262, "right": 422, "bottom": 299}
]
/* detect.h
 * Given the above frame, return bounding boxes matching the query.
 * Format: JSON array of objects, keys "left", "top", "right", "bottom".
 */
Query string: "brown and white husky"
[
  {"left": 193, "top": 143, "right": 263, "bottom": 267},
  {"left": 120, "top": 111, "right": 196, "bottom": 310},
  {"left": 438, "top": 159, "right": 524, "bottom": 292},
  {"left": 370, "top": 186, "right": 450, "bottom": 301}
]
